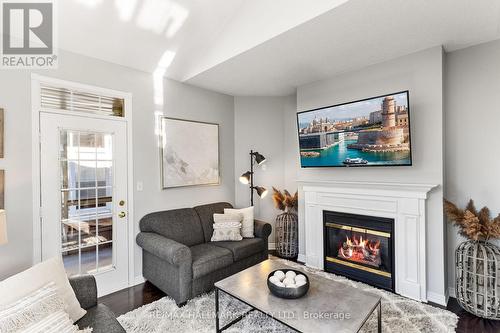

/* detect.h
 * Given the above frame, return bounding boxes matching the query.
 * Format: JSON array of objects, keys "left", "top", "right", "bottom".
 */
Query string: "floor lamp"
[{"left": 239, "top": 150, "right": 268, "bottom": 206}]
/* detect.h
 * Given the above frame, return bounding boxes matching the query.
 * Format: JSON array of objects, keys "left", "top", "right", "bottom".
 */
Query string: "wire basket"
[
  {"left": 455, "top": 240, "right": 500, "bottom": 319},
  {"left": 275, "top": 212, "right": 298, "bottom": 259}
]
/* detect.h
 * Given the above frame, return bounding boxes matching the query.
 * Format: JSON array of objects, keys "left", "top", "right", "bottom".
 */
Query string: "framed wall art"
[{"left": 160, "top": 117, "right": 220, "bottom": 189}]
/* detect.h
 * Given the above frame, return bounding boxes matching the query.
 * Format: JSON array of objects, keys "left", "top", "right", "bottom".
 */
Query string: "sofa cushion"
[
  {"left": 0, "top": 257, "right": 86, "bottom": 323},
  {"left": 211, "top": 238, "right": 266, "bottom": 261},
  {"left": 76, "top": 304, "right": 125, "bottom": 333},
  {"left": 139, "top": 208, "right": 204, "bottom": 247},
  {"left": 193, "top": 202, "right": 233, "bottom": 242},
  {"left": 190, "top": 243, "right": 233, "bottom": 279}
]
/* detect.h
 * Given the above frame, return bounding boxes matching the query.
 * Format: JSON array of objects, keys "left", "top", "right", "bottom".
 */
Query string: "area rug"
[{"left": 118, "top": 257, "right": 458, "bottom": 333}]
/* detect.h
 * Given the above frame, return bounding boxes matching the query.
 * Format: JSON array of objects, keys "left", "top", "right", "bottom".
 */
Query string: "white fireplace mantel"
[{"left": 300, "top": 180, "right": 437, "bottom": 303}]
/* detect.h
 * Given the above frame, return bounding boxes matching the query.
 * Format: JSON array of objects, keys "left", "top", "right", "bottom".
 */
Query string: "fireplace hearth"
[{"left": 323, "top": 211, "right": 395, "bottom": 291}]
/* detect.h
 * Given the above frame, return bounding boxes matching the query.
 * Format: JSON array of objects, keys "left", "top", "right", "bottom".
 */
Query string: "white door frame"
[{"left": 31, "top": 74, "right": 135, "bottom": 287}]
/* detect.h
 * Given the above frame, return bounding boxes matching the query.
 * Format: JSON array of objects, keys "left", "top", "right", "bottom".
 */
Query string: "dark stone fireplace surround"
[{"left": 323, "top": 210, "right": 395, "bottom": 291}]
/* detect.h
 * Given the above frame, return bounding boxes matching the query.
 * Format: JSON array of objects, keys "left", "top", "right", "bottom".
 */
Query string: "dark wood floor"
[
  {"left": 446, "top": 298, "right": 500, "bottom": 333},
  {"left": 100, "top": 258, "right": 500, "bottom": 332}
]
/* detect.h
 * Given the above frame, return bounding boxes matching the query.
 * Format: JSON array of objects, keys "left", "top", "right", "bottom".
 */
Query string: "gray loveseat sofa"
[
  {"left": 69, "top": 275, "right": 125, "bottom": 333},
  {"left": 136, "top": 202, "right": 272, "bottom": 306}
]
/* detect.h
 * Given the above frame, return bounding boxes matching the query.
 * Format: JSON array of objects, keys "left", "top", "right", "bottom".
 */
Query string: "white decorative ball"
[
  {"left": 295, "top": 274, "right": 307, "bottom": 282},
  {"left": 273, "top": 281, "right": 285, "bottom": 287},
  {"left": 285, "top": 271, "right": 297, "bottom": 279},
  {"left": 283, "top": 277, "right": 295, "bottom": 286},
  {"left": 269, "top": 276, "right": 280, "bottom": 284},
  {"left": 286, "top": 284, "right": 296, "bottom": 288},
  {"left": 273, "top": 270, "right": 285, "bottom": 281},
  {"left": 296, "top": 280, "right": 307, "bottom": 287}
]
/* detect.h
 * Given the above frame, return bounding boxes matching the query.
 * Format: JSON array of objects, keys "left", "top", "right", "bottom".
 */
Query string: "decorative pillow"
[
  {"left": 211, "top": 222, "right": 243, "bottom": 242},
  {"left": 213, "top": 213, "right": 243, "bottom": 224},
  {"left": 0, "top": 282, "right": 91, "bottom": 333},
  {"left": 23, "top": 310, "right": 92, "bottom": 333},
  {"left": 211, "top": 213, "right": 243, "bottom": 241},
  {"left": 224, "top": 207, "right": 254, "bottom": 238},
  {"left": 0, "top": 257, "right": 86, "bottom": 323}
]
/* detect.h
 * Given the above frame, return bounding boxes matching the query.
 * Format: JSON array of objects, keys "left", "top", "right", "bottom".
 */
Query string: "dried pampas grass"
[
  {"left": 444, "top": 199, "right": 500, "bottom": 241},
  {"left": 272, "top": 187, "right": 298, "bottom": 212}
]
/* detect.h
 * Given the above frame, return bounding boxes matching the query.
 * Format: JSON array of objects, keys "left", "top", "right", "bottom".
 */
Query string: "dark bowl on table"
[{"left": 267, "top": 269, "right": 310, "bottom": 299}]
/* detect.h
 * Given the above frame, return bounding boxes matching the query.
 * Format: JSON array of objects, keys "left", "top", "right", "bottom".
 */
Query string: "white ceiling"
[
  {"left": 60, "top": 0, "right": 500, "bottom": 96},
  {"left": 60, "top": 0, "right": 345, "bottom": 82}
]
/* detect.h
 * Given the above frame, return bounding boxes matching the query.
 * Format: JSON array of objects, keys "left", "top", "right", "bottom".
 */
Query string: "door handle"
[{"left": 118, "top": 211, "right": 126, "bottom": 218}]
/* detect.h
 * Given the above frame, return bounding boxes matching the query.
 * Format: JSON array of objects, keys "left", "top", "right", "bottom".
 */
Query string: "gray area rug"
[{"left": 118, "top": 258, "right": 458, "bottom": 332}]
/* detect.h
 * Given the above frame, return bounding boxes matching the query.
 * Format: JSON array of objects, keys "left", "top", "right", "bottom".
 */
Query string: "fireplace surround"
[
  {"left": 301, "top": 181, "right": 438, "bottom": 303},
  {"left": 323, "top": 211, "right": 395, "bottom": 291}
]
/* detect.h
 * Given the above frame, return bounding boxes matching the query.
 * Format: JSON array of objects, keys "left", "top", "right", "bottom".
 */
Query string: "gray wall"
[
  {"left": 231, "top": 47, "right": 447, "bottom": 300},
  {"left": 234, "top": 96, "right": 288, "bottom": 243},
  {"left": 445, "top": 39, "right": 500, "bottom": 296},
  {"left": 292, "top": 46, "right": 446, "bottom": 301},
  {"left": 0, "top": 50, "right": 235, "bottom": 280}
]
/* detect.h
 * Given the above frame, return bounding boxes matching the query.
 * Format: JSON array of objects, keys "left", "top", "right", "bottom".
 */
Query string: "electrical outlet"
[{"left": 137, "top": 181, "right": 144, "bottom": 192}]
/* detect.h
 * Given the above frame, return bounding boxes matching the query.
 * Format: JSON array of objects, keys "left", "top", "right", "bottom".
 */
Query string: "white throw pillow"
[
  {"left": 0, "top": 282, "right": 91, "bottom": 333},
  {"left": 213, "top": 213, "right": 243, "bottom": 224},
  {"left": 211, "top": 214, "right": 243, "bottom": 241},
  {"left": 224, "top": 207, "right": 254, "bottom": 238},
  {"left": 0, "top": 257, "right": 86, "bottom": 323},
  {"left": 23, "top": 310, "right": 92, "bottom": 333},
  {"left": 211, "top": 222, "right": 243, "bottom": 242}
]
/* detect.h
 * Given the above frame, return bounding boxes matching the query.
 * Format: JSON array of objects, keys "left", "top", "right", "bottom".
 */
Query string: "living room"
[{"left": 0, "top": 1, "right": 499, "bottom": 332}]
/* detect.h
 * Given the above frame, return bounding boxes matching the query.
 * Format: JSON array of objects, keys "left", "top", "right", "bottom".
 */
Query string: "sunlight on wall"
[
  {"left": 76, "top": 0, "right": 188, "bottom": 39},
  {"left": 114, "top": 0, "right": 138, "bottom": 21},
  {"left": 75, "top": 0, "right": 103, "bottom": 8},
  {"left": 164, "top": 3, "right": 188, "bottom": 38},
  {"left": 153, "top": 50, "right": 176, "bottom": 145},
  {"left": 135, "top": 0, "right": 188, "bottom": 37}
]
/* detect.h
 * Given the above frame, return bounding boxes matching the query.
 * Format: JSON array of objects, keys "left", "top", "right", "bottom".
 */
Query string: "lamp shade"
[
  {"left": 239, "top": 171, "right": 252, "bottom": 185},
  {"left": 0, "top": 210, "right": 7, "bottom": 245},
  {"left": 255, "top": 186, "right": 268, "bottom": 198},
  {"left": 254, "top": 152, "right": 266, "bottom": 165}
]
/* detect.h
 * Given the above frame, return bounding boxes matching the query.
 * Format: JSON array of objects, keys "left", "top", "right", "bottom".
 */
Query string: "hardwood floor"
[
  {"left": 446, "top": 298, "right": 500, "bottom": 333},
  {"left": 100, "top": 258, "right": 500, "bottom": 332},
  {"left": 100, "top": 280, "right": 165, "bottom": 316}
]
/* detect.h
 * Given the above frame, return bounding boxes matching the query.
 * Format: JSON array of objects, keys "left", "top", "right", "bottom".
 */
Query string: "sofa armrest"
[
  {"left": 254, "top": 219, "right": 272, "bottom": 239},
  {"left": 69, "top": 275, "right": 97, "bottom": 310},
  {"left": 136, "top": 232, "right": 192, "bottom": 266}
]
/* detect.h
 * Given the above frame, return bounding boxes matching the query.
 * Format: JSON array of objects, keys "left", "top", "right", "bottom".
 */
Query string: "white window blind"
[{"left": 40, "top": 84, "right": 124, "bottom": 117}]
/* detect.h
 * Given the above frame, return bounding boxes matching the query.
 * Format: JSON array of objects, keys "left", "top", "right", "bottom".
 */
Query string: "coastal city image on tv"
[{"left": 297, "top": 91, "right": 411, "bottom": 167}]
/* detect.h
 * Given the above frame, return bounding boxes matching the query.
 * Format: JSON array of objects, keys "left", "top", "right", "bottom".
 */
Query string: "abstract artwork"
[{"left": 160, "top": 117, "right": 219, "bottom": 188}]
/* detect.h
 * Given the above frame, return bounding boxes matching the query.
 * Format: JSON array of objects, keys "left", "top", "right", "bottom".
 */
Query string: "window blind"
[{"left": 40, "top": 84, "right": 124, "bottom": 117}]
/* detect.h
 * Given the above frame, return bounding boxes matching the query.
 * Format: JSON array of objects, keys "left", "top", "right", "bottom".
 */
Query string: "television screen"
[{"left": 297, "top": 91, "right": 411, "bottom": 168}]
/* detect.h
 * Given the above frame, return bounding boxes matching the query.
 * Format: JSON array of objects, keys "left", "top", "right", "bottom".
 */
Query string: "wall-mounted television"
[{"left": 297, "top": 91, "right": 412, "bottom": 168}]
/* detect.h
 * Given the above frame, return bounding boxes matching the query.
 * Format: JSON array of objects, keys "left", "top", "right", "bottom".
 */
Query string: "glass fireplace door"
[
  {"left": 325, "top": 222, "right": 392, "bottom": 277},
  {"left": 323, "top": 210, "right": 394, "bottom": 291}
]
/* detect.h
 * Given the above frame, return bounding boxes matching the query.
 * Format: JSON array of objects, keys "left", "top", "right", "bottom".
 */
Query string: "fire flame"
[{"left": 339, "top": 235, "right": 381, "bottom": 267}]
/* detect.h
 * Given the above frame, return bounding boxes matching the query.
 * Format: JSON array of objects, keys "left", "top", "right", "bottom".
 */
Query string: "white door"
[{"left": 40, "top": 112, "right": 129, "bottom": 296}]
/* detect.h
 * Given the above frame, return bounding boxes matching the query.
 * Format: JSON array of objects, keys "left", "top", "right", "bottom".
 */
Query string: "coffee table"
[{"left": 215, "top": 259, "right": 381, "bottom": 333}]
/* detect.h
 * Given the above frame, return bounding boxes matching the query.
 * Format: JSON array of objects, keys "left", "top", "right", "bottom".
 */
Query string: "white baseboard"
[
  {"left": 268, "top": 242, "right": 276, "bottom": 250},
  {"left": 133, "top": 275, "right": 145, "bottom": 286},
  {"left": 427, "top": 291, "right": 448, "bottom": 306},
  {"left": 448, "top": 287, "right": 456, "bottom": 298}
]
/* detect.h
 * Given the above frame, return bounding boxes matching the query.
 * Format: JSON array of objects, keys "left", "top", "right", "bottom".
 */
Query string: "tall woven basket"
[
  {"left": 275, "top": 212, "right": 298, "bottom": 259},
  {"left": 455, "top": 240, "right": 500, "bottom": 319}
]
